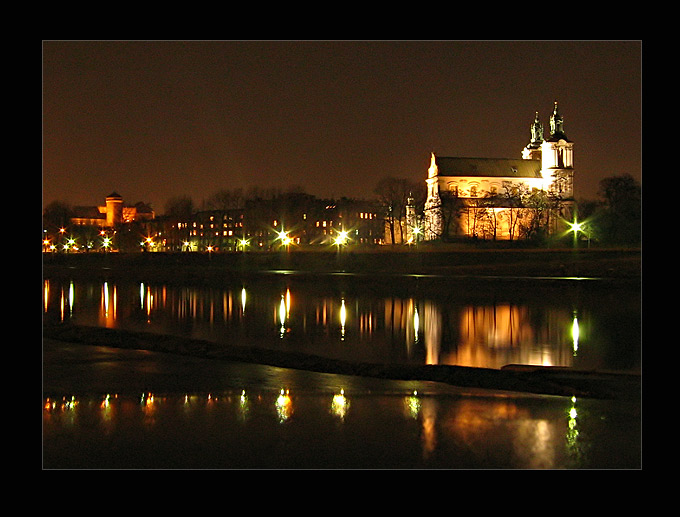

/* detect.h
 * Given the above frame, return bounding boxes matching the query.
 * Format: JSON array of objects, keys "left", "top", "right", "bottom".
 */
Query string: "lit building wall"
[{"left": 105, "top": 193, "right": 123, "bottom": 227}]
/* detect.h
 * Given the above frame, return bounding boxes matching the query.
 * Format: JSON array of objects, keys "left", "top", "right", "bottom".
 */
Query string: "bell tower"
[
  {"left": 540, "top": 101, "right": 574, "bottom": 198},
  {"left": 522, "top": 111, "right": 544, "bottom": 161}
]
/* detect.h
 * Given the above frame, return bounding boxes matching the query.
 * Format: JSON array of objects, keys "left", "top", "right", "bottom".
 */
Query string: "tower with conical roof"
[{"left": 105, "top": 192, "right": 123, "bottom": 227}]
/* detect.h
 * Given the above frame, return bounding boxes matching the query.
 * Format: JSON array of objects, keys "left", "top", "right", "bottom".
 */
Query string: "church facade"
[{"left": 423, "top": 101, "right": 574, "bottom": 241}]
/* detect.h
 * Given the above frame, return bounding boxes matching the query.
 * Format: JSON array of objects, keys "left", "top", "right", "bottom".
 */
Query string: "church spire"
[
  {"left": 529, "top": 111, "right": 544, "bottom": 147},
  {"left": 549, "top": 100, "right": 568, "bottom": 140}
]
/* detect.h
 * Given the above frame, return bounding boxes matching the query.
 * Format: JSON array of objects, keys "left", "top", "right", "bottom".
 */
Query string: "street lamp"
[
  {"left": 334, "top": 229, "right": 350, "bottom": 255},
  {"left": 277, "top": 230, "right": 292, "bottom": 251},
  {"left": 334, "top": 230, "right": 349, "bottom": 246},
  {"left": 568, "top": 218, "right": 590, "bottom": 248},
  {"left": 410, "top": 226, "right": 422, "bottom": 245}
]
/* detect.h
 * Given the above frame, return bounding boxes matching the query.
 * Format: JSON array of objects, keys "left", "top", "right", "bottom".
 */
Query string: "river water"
[
  {"left": 42, "top": 273, "right": 641, "bottom": 469},
  {"left": 42, "top": 273, "right": 640, "bottom": 373}
]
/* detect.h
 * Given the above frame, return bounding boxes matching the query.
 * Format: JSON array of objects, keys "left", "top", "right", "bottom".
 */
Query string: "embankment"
[
  {"left": 42, "top": 247, "right": 641, "bottom": 284},
  {"left": 43, "top": 322, "right": 640, "bottom": 400}
]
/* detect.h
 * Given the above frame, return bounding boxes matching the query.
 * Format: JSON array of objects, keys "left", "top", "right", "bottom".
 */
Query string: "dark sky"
[{"left": 42, "top": 40, "right": 641, "bottom": 213}]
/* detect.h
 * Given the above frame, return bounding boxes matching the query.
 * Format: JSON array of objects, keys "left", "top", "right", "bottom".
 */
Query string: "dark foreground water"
[
  {"left": 42, "top": 272, "right": 641, "bottom": 469},
  {"left": 43, "top": 341, "right": 640, "bottom": 469}
]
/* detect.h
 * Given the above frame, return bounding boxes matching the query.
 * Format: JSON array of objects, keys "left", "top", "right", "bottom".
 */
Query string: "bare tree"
[
  {"left": 164, "top": 196, "right": 195, "bottom": 219},
  {"left": 374, "top": 176, "right": 421, "bottom": 244}
]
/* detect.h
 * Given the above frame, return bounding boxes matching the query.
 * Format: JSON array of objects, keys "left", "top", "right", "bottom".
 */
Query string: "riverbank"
[
  {"left": 43, "top": 247, "right": 641, "bottom": 283},
  {"left": 43, "top": 322, "right": 640, "bottom": 400}
]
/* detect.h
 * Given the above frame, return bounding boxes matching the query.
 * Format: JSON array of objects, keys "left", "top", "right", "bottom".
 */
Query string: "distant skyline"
[{"left": 42, "top": 40, "right": 641, "bottom": 212}]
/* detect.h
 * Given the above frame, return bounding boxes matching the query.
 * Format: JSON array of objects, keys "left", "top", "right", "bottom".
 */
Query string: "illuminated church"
[{"left": 423, "top": 101, "right": 574, "bottom": 241}]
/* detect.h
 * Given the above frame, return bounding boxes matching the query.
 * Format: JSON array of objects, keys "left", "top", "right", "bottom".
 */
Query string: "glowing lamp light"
[
  {"left": 569, "top": 221, "right": 583, "bottom": 233},
  {"left": 334, "top": 230, "right": 349, "bottom": 246},
  {"left": 277, "top": 230, "right": 293, "bottom": 246},
  {"left": 567, "top": 217, "right": 591, "bottom": 247}
]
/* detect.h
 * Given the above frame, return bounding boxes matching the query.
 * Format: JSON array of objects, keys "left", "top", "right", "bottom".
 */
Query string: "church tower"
[
  {"left": 540, "top": 101, "right": 574, "bottom": 197},
  {"left": 522, "top": 111, "right": 544, "bottom": 161}
]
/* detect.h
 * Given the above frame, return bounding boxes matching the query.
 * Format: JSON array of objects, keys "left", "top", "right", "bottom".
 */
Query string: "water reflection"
[
  {"left": 331, "top": 389, "right": 348, "bottom": 419},
  {"left": 340, "top": 298, "right": 346, "bottom": 340},
  {"left": 43, "top": 278, "right": 640, "bottom": 372},
  {"left": 276, "top": 389, "right": 293, "bottom": 422},
  {"left": 572, "top": 312, "right": 580, "bottom": 355},
  {"left": 43, "top": 390, "right": 637, "bottom": 468},
  {"left": 44, "top": 280, "right": 75, "bottom": 320}
]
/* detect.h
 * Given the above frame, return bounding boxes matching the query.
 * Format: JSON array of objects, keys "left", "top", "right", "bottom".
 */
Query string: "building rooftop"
[{"left": 435, "top": 156, "right": 542, "bottom": 179}]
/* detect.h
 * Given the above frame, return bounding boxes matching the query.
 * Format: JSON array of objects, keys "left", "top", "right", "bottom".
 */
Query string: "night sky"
[{"left": 42, "top": 40, "right": 641, "bottom": 213}]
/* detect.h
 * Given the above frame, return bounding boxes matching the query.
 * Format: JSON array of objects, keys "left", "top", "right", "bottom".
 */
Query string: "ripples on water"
[{"left": 43, "top": 275, "right": 640, "bottom": 372}]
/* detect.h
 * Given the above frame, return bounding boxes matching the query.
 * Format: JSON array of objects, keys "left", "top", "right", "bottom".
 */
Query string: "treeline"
[
  {"left": 43, "top": 174, "right": 640, "bottom": 247},
  {"left": 573, "top": 174, "right": 641, "bottom": 246}
]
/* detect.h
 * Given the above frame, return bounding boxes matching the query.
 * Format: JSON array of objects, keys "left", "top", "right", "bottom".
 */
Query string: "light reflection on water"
[
  {"left": 42, "top": 388, "right": 637, "bottom": 468},
  {"left": 43, "top": 277, "right": 640, "bottom": 372}
]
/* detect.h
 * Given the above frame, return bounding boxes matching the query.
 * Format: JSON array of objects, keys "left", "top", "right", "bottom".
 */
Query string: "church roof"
[{"left": 435, "top": 156, "right": 542, "bottom": 179}]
